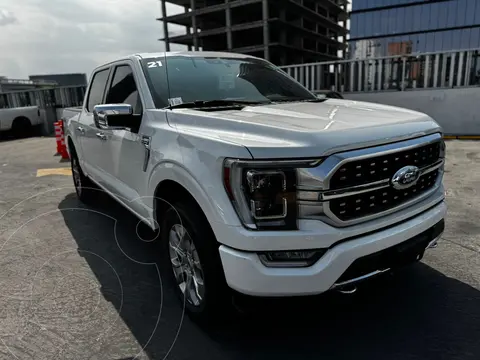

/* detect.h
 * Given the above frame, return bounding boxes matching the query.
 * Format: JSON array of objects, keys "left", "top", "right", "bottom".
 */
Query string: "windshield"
[{"left": 140, "top": 56, "right": 317, "bottom": 108}]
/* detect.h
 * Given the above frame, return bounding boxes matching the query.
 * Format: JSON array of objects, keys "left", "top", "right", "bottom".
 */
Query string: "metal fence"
[
  {"left": 280, "top": 48, "right": 480, "bottom": 93},
  {"left": 2, "top": 49, "right": 480, "bottom": 109},
  {"left": 0, "top": 85, "right": 87, "bottom": 109}
]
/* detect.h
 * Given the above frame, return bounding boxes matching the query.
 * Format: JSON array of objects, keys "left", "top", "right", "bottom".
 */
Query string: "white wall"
[{"left": 344, "top": 87, "right": 480, "bottom": 135}]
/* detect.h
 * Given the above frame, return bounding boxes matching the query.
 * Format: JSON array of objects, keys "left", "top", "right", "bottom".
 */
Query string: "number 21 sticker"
[{"left": 147, "top": 61, "right": 163, "bottom": 68}]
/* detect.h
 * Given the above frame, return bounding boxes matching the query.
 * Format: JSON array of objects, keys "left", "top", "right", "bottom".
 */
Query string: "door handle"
[
  {"left": 76, "top": 126, "right": 85, "bottom": 134},
  {"left": 96, "top": 132, "right": 107, "bottom": 140}
]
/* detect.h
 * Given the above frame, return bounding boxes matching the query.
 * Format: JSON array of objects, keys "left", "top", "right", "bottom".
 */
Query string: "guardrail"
[
  {"left": 279, "top": 48, "right": 480, "bottom": 92},
  {"left": 0, "top": 85, "right": 87, "bottom": 109}
]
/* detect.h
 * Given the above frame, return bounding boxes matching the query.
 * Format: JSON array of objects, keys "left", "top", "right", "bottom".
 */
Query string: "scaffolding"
[{"left": 158, "top": 0, "right": 349, "bottom": 65}]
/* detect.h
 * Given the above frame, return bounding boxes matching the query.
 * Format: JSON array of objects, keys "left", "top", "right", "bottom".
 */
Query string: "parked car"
[
  {"left": 0, "top": 106, "right": 43, "bottom": 137},
  {"left": 63, "top": 52, "right": 446, "bottom": 322}
]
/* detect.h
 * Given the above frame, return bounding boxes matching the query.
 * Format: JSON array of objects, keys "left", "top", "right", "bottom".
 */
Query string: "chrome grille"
[
  {"left": 296, "top": 133, "right": 445, "bottom": 227},
  {"left": 329, "top": 141, "right": 441, "bottom": 190},
  {"left": 329, "top": 170, "right": 440, "bottom": 221}
]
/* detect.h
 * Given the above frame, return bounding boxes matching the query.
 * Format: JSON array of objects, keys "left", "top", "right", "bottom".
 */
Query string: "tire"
[
  {"left": 70, "top": 151, "right": 97, "bottom": 204},
  {"left": 11, "top": 117, "right": 32, "bottom": 138},
  {"left": 161, "top": 201, "right": 233, "bottom": 324}
]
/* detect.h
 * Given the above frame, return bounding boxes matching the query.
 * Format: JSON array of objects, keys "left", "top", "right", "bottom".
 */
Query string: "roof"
[
  {"left": 92, "top": 51, "right": 262, "bottom": 73},
  {"left": 134, "top": 51, "right": 259, "bottom": 60}
]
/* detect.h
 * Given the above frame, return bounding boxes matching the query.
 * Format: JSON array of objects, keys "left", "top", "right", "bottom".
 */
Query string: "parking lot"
[{"left": 0, "top": 136, "right": 479, "bottom": 360}]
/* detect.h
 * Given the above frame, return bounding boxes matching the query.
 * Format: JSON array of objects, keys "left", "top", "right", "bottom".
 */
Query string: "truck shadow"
[{"left": 58, "top": 193, "right": 480, "bottom": 360}]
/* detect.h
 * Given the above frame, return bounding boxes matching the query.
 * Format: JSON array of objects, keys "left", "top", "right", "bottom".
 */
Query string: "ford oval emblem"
[{"left": 391, "top": 166, "right": 420, "bottom": 190}]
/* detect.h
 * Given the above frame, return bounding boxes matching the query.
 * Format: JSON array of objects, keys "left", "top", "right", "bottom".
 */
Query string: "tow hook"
[
  {"left": 427, "top": 238, "right": 440, "bottom": 249},
  {"left": 331, "top": 269, "right": 390, "bottom": 295},
  {"left": 337, "top": 285, "right": 357, "bottom": 295}
]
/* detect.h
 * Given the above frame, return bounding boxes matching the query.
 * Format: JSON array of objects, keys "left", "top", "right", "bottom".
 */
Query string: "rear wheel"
[
  {"left": 70, "top": 151, "right": 97, "bottom": 204},
  {"left": 11, "top": 117, "right": 32, "bottom": 138},
  {"left": 161, "top": 201, "right": 233, "bottom": 323}
]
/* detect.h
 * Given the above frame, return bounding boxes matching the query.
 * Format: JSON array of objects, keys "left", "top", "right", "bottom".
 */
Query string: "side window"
[
  {"left": 106, "top": 65, "right": 142, "bottom": 115},
  {"left": 86, "top": 69, "right": 109, "bottom": 112}
]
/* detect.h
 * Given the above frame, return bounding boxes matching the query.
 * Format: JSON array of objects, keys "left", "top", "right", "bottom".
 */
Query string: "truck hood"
[{"left": 166, "top": 99, "right": 442, "bottom": 158}]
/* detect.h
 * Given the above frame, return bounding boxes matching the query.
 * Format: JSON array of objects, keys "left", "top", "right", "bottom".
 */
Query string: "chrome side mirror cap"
[{"left": 93, "top": 104, "right": 133, "bottom": 130}]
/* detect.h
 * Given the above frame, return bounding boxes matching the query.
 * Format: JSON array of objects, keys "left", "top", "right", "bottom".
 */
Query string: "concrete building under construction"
[{"left": 158, "top": 0, "right": 349, "bottom": 66}]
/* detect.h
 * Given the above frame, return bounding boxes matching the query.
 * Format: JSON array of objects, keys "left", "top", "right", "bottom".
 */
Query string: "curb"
[{"left": 444, "top": 135, "right": 480, "bottom": 140}]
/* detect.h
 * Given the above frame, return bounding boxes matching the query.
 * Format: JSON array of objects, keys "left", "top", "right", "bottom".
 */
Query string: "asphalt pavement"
[{"left": 0, "top": 136, "right": 478, "bottom": 360}]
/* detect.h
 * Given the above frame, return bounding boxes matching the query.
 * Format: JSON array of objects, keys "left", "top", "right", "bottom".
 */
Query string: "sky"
[{"left": 0, "top": 0, "right": 184, "bottom": 79}]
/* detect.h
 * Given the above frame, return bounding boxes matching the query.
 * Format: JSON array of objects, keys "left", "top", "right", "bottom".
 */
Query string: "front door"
[
  {"left": 79, "top": 67, "right": 111, "bottom": 186},
  {"left": 101, "top": 63, "right": 150, "bottom": 220}
]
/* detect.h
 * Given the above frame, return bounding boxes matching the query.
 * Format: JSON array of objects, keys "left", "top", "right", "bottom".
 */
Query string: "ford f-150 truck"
[{"left": 64, "top": 51, "right": 446, "bottom": 321}]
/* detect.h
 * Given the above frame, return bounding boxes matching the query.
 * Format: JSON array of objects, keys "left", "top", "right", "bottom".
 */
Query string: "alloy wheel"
[{"left": 168, "top": 224, "right": 205, "bottom": 306}]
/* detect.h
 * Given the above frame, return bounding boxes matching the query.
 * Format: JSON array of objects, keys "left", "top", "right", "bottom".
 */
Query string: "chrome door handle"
[
  {"left": 96, "top": 132, "right": 107, "bottom": 140},
  {"left": 76, "top": 126, "right": 85, "bottom": 134}
]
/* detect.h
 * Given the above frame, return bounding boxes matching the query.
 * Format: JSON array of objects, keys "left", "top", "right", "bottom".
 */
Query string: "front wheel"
[
  {"left": 71, "top": 152, "right": 97, "bottom": 204},
  {"left": 161, "top": 201, "right": 233, "bottom": 323}
]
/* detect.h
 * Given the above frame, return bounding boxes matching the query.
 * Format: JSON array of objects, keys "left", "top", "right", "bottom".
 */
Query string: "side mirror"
[{"left": 93, "top": 104, "right": 133, "bottom": 130}]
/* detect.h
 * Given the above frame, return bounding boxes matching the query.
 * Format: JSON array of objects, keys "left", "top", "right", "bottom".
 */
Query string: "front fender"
[{"left": 147, "top": 160, "right": 243, "bottom": 228}]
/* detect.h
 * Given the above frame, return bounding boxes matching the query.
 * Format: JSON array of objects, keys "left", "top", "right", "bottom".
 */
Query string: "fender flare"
[
  {"left": 148, "top": 161, "right": 237, "bottom": 228},
  {"left": 65, "top": 134, "right": 77, "bottom": 158}
]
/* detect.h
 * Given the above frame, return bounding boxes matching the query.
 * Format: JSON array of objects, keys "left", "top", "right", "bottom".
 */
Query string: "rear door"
[
  {"left": 79, "top": 67, "right": 111, "bottom": 183},
  {"left": 101, "top": 62, "right": 150, "bottom": 219}
]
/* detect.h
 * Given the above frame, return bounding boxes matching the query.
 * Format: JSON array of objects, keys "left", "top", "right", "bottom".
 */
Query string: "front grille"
[
  {"left": 329, "top": 169, "right": 439, "bottom": 221},
  {"left": 329, "top": 141, "right": 441, "bottom": 190}
]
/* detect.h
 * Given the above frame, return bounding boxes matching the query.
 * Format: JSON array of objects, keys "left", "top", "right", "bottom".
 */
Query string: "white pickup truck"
[
  {"left": 64, "top": 51, "right": 446, "bottom": 321},
  {"left": 0, "top": 105, "right": 43, "bottom": 136}
]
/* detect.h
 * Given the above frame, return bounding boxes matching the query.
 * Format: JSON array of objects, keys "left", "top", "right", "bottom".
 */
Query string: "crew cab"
[{"left": 64, "top": 51, "right": 446, "bottom": 321}]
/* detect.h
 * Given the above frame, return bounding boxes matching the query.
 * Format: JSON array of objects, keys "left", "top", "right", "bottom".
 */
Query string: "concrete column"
[
  {"left": 161, "top": 0, "right": 170, "bottom": 51},
  {"left": 225, "top": 0, "right": 233, "bottom": 50},
  {"left": 279, "top": 8, "right": 287, "bottom": 65},
  {"left": 262, "top": 0, "right": 270, "bottom": 60},
  {"left": 190, "top": 0, "right": 199, "bottom": 50},
  {"left": 185, "top": 6, "right": 192, "bottom": 51}
]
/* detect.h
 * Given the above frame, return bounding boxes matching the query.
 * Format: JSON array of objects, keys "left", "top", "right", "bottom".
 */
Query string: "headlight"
[{"left": 223, "top": 158, "right": 322, "bottom": 230}]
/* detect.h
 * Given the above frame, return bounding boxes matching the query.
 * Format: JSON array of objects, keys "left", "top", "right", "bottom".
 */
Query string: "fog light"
[{"left": 259, "top": 250, "right": 326, "bottom": 267}]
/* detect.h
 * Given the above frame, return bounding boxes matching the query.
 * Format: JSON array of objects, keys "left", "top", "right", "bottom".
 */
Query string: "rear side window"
[
  {"left": 86, "top": 69, "right": 109, "bottom": 112},
  {"left": 106, "top": 65, "right": 142, "bottom": 115}
]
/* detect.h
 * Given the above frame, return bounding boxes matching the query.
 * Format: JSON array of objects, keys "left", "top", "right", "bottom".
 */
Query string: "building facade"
[
  {"left": 158, "top": 0, "right": 349, "bottom": 66},
  {"left": 349, "top": 0, "right": 480, "bottom": 58}
]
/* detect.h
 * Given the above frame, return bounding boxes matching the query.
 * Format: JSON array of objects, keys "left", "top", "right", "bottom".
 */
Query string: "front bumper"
[{"left": 219, "top": 200, "right": 446, "bottom": 297}]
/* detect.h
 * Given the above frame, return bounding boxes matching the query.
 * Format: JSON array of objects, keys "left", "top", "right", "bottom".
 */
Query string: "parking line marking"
[
  {"left": 456, "top": 135, "right": 480, "bottom": 140},
  {"left": 36, "top": 168, "right": 72, "bottom": 177}
]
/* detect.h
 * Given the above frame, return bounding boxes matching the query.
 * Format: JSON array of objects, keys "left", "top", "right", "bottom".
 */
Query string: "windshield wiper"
[
  {"left": 168, "top": 99, "right": 270, "bottom": 109},
  {"left": 268, "top": 97, "right": 327, "bottom": 103}
]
